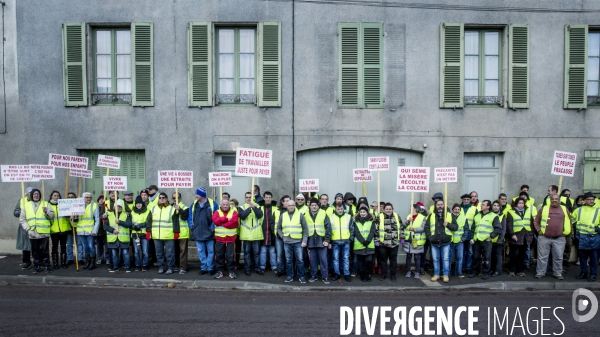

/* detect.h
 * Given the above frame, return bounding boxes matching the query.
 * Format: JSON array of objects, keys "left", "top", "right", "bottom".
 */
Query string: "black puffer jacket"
[{"left": 425, "top": 210, "right": 458, "bottom": 247}]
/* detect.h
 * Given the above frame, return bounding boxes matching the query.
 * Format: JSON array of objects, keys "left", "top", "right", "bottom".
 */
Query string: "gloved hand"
[
  {"left": 375, "top": 241, "right": 380, "bottom": 247},
  {"left": 174, "top": 233, "right": 179, "bottom": 240},
  {"left": 146, "top": 232, "right": 151, "bottom": 240}
]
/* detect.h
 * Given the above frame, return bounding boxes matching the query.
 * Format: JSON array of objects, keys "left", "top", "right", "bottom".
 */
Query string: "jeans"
[
  {"left": 579, "top": 249, "right": 598, "bottom": 276},
  {"left": 308, "top": 247, "right": 328, "bottom": 278},
  {"left": 260, "top": 245, "right": 277, "bottom": 271},
  {"left": 491, "top": 243, "right": 504, "bottom": 274},
  {"left": 431, "top": 245, "right": 451, "bottom": 276},
  {"left": 243, "top": 240, "right": 261, "bottom": 272},
  {"left": 154, "top": 239, "right": 175, "bottom": 270},
  {"left": 536, "top": 236, "right": 565, "bottom": 276},
  {"left": 111, "top": 248, "right": 130, "bottom": 269},
  {"left": 472, "top": 240, "right": 492, "bottom": 276},
  {"left": 351, "top": 253, "right": 358, "bottom": 274},
  {"left": 378, "top": 245, "right": 399, "bottom": 277},
  {"left": 450, "top": 242, "right": 464, "bottom": 276},
  {"left": 332, "top": 242, "right": 351, "bottom": 276},
  {"left": 66, "top": 233, "right": 74, "bottom": 261},
  {"left": 195, "top": 240, "right": 215, "bottom": 271},
  {"left": 462, "top": 240, "right": 473, "bottom": 271},
  {"left": 275, "top": 237, "right": 285, "bottom": 273},
  {"left": 78, "top": 235, "right": 96, "bottom": 255},
  {"left": 133, "top": 236, "right": 149, "bottom": 268},
  {"left": 284, "top": 242, "right": 305, "bottom": 278}
]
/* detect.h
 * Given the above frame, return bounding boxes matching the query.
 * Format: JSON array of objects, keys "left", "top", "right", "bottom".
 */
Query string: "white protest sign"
[
  {"left": 367, "top": 156, "right": 390, "bottom": 171},
  {"left": 1, "top": 165, "right": 35, "bottom": 182},
  {"left": 353, "top": 168, "right": 373, "bottom": 182},
  {"left": 209, "top": 172, "right": 232, "bottom": 187},
  {"left": 396, "top": 166, "right": 430, "bottom": 192},
  {"left": 30, "top": 165, "right": 55, "bottom": 180},
  {"left": 103, "top": 176, "right": 127, "bottom": 191},
  {"left": 235, "top": 148, "right": 272, "bottom": 178},
  {"left": 70, "top": 169, "right": 93, "bottom": 179},
  {"left": 97, "top": 154, "right": 121, "bottom": 169},
  {"left": 434, "top": 167, "right": 458, "bottom": 183},
  {"left": 158, "top": 170, "right": 194, "bottom": 188},
  {"left": 299, "top": 179, "right": 319, "bottom": 192},
  {"left": 58, "top": 198, "right": 86, "bottom": 217},
  {"left": 48, "top": 153, "right": 89, "bottom": 170},
  {"left": 551, "top": 151, "right": 577, "bottom": 177}
]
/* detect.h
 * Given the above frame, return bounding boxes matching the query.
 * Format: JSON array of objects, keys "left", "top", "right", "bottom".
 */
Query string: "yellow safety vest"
[
  {"left": 404, "top": 213, "right": 427, "bottom": 246},
  {"left": 427, "top": 211, "right": 453, "bottom": 238},
  {"left": 151, "top": 205, "right": 175, "bottom": 240},
  {"left": 305, "top": 209, "right": 326, "bottom": 237},
  {"left": 49, "top": 203, "right": 71, "bottom": 233},
  {"left": 24, "top": 201, "right": 51, "bottom": 234},
  {"left": 473, "top": 212, "right": 498, "bottom": 241},
  {"left": 573, "top": 206, "right": 600, "bottom": 235},
  {"left": 215, "top": 209, "right": 237, "bottom": 237},
  {"left": 77, "top": 202, "right": 98, "bottom": 234},
  {"left": 239, "top": 203, "right": 264, "bottom": 241},
  {"left": 460, "top": 205, "right": 478, "bottom": 228},
  {"left": 281, "top": 210, "right": 303, "bottom": 239},
  {"left": 296, "top": 204, "right": 308, "bottom": 215},
  {"left": 452, "top": 212, "right": 467, "bottom": 243},
  {"left": 378, "top": 212, "right": 400, "bottom": 243},
  {"left": 176, "top": 202, "right": 190, "bottom": 239},
  {"left": 107, "top": 212, "right": 130, "bottom": 243},
  {"left": 330, "top": 213, "right": 351, "bottom": 241},
  {"left": 354, "top": 220, "right": 374, "bottom": 250},
  {"left": 540, "top": 205, "right": 571, "bottom": 236},
  {"left": 131, "top": 209, "right": 149, "bottom": 235},
  {"left": 508, "top": 206, "right": 535, "bottom": 233}
]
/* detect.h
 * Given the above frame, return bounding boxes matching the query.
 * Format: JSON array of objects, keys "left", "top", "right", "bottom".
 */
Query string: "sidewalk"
[{"left": 1, "top": 255, "right": 598, "bottom": 292}]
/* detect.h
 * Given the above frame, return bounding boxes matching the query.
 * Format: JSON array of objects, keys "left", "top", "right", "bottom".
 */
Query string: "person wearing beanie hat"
[
  {"left": 172, "top": 192, "right": 190, "bottom": 274},
  {"left": 354, "top": 205, "right": 376, "bottom": 282},
  {"left": 19, "top": 188, "right": 55, "bottom": 273},
  {"left": 403, "top": 201, "right": 427, "bottom": 279},
  {"left": 140, "top": 189, "right": 150, "bottom": 206},
  {"left": 306, "top": 198, "right": 332, "bottom": 283},
  {"left": 343, "top": 192, "right": 357, "bottom": 216},
  {"left": 426, "top": 199, "right": 458, "bottom": 283},
  {"left": 104, "top": 199, "right": 133, "bottom": 272},
  {"left": 189, "top": 187, "right": 219, "bottom": 276},
  {"left": 572, "top": 192, "right": 600, "bottom": 281},
  {"left": 239, "top": 191, "right": 264, "bottom": 276},
  {"left": 459, "top": 193, "right": 478, "bottom": 275},
  {"left": 429, "top": 192, "right": 444, "bottom": 214},
  {"left": 131, "top": 195, "right": 150, "bottom": 271},
  {"left": 14, "top": 187, "right": 34, "bottom": 269}
]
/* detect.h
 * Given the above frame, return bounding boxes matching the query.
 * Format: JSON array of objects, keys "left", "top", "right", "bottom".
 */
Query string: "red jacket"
[{"left": 212, "top": 208, "right": 239, "bottom": 243}]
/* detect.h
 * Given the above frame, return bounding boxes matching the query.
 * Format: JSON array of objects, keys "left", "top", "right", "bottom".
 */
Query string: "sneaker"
[
  {"left": 96, "top": 260, "right": 102, "bottom": 265},
  {"left": 299, "top": 278, "right": 307, "bottom": 284},
  {"left": 535, "top": 274, "right": 545, "bottom": 279},
  {"left": 414, "top": 272, "right": 420, "bottom": 279},
  {"left": 351, "top": 272, "right": 357, "bottom": 277},
  {"left": 214, "top": 271, "right": 223, "bottom": 279},
  {"left": 229, "top": 272, "right": 237, "bottom": 279},
  {"left": 179, "top": 269, "right": 187, "bottom": 275},
  {"left": 125, "top": 269, "right": 132, "bottom": 273},
  {"left": 134, "top": 267, "right": 141, "bottom": 272},
  {"left": 553, "top": 274, "right": 564, "bottom": 280},
  {"left": 431, "top": 275, "right": 440, "bottom": 282},
  {"left": 406, "top": 271, "right": 412, "bottom": 278},
  {"left": 109, "top": 268, "right": 117, "bottom": 273},
  {"left": 105, "top": 260, "right": 111, "bottom": 265},
  {"left": 309, "top": 276, "right": 319, "bottom": 283},
  {"left": 517, "top": 272, "right": 526, "bottom": 277},
  {"left": 20, "top": 262, "right": 32, "bottom": 270},
  {"left": 443, "top": 275, "right": 449, "bottom": 283},
  {"left": 142, "top": 267, "right": 148, "bottom": 272},
  {"left": 508, "top": 272, "right": 515, "bottom": 277},
  {"left": 285, "top": 276, "right": 293, "bottom": 283},
  {"left": 165, "top": 269, "right": 173, "bottom": 275},
  {"left": 157, "top": 268, "right": 165, "bottom": 274},
  {"left": 457, "top": 274, "right": 465, "bottom": 278},
  {"left": 322, "top": 278, "right": 330, "bottom": 284},
  {"left": 173, "top": 268, "right": 180, "bottom": 273}
]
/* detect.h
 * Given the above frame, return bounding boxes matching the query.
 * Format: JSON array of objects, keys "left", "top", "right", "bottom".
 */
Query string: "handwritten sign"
[
  {"left": 158, "top": 170, "right": 194, "bottom": 188},
  {"left": 367, "top": 156, "right": 390, "bottom": 171},
  {"left": 209, "top": 172, "right": 232, "bottom": 187},
  {"left": 397, "top": 166, "right": 430, "bottom": 192},
  {"left": 235, "top": 148, "right": 272, "bottom": 178},
  {"left": 48, "top": 153, "right": 89, "bottom": 170},
  {"left": 1, "top": 165, "right": 34, "bottom": 182},
  {"left": 30, "top": 165, "right": 55, "bottom": 180},
  {"left": 353, "top": 168, "right": 373, "bottom": 182},
  {"left": 97, "top": 155, "right": 121, "bottom": 169},
  {"left": 551, "top": 151, "right": 577, "bottom": 177},
  {"left": 299, "top": 179, "right": 319, "bottom": 192},
  {"left": 58, "top": 198, "right": 86, "bottom": 217},
  {"left": 434, "top": 167, "right": 458, "bottom": 183},
  {"left": 103, "top": 176, "right": 127, "bottom": 191},
  {"left": 70, "top": 169, "right": 93, "bottom": 179}
]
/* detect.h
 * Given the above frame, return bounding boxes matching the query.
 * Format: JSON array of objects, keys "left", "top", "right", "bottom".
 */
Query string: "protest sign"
[
  {"left": 48, "top": 153, "right": 88, "bottom": 170},
  {"left": 30, "top": 165, "right": 55, "bottom": 180},
  {"left": 434, "top": 167, "right": 458, "bottom": 183},
  {"left": 299, "top": 179, "right": 319, "bottom": 192},
  {"left": 1, "top": 165, "right": 34, "bottom": 182},
  {"left": 103, "top": 176, "right": 127, "bottom": 191},
  {"left": 235, "top": 148, "right": 272, "bottom": 178},
  {"left": 396, "top": 167, "right": 430, "bottom": 192},
  {"left": 551, "top": 151, "right": 576, "bottom": 177},
  {"left": 58, "top": 198, "right": 86, "bottom": 217},
  {"left": 158, "top": 170, "right": 194, "bottom": 188},
  {"left": 209, "top": 172, "right": 232, "bottom": 187},
  {"left": 70, "top": 169, "right": 93, "bottom": 179},
  {"left": 353, "top": 169, "right": 373, "bottom": 182},
  {"left": 97, "top": 155, "right": 121, "bottom": 169},
  {"left": 367, "top": 156, "right": 390, "bottom": 171}
]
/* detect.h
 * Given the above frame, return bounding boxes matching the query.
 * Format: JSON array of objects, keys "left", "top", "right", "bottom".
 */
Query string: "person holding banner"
[
  {"left": 403, "top": 202, "right": 427, "bottom": 279},
  {"left": 505, "top": 198, "right": 534, "bottom": 277},
  {"left": 20, "top": 189, "right": 54, "bottom": 273},
  {"left": 213, "top": 199, "right": 240, "bottom": 279},
  {"left": 572, "top": 192, "right": 600, "bottom": 282},
  {"left": 172, "top": 192, "right": 190, "bottom": 274},
  {"left": 377, "top": 203, "right": 401, "bottom": 282},
  {"left": 104, "top": 200, "right": 133, "bottom": 272},
  {"left": 131, "top": 196, "right": 150, "bottom": 272},
  {"left": 148, "top": 192, "right": 181, "bottom": 274},
  {"left": 426, "top": 200, "right": 458, "bottom": 283},
  {"left": 306, "top": 198, "right": 332, "bottom": 283},
  {"left": 239, "top": 192, "right": 264, "bottom": 276},
  {"left": 76, "top": 192, "right": 101, "bottom": 270},
  {"left": 189, "top": 187, "right": 218, "bottom": 276},
  {"left": 14, "top": 186, "right": 33, "bottom": 269},
  {"left": 277, "top": 200, "right": 309, "bottom": 283},
  {"left": 48, "top": 191, "right": 71, "bottom": 269}
]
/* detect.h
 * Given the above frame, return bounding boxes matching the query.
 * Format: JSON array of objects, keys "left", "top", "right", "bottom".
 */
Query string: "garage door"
[{"left": 297, "top": 147, "right": 423, "bottom": 215}]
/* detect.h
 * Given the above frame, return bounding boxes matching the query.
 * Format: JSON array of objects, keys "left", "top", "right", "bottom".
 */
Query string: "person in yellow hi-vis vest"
[
  {"left": 277, "top": 200, "right": 309, "bottom": 283},
  {"left": 490, "top": 200, "right": 507, "bottom": 277},
  {"left": 19, "top": 188, "right": 54, "bottom": 274},
  {"left": 104, "top": 200, "right": 132, "bottom": 273},
  {"left": 571, "top": 192, "right": 600, "bottom": 282},
  {"left": 354, "top": 206, "right": 377, "bottom": 282},
  {"left": 376, "top": 202, "right": 401, "bottom": 281},
  {"left": 306, "top": 198, "right": 332, "bottom": 284},
  {"left": 239, "top": 191, "right": 264, "bottom": 276},
  {"left": 147, "top": 192, "right": 182, "bottom": 275},
  {"left": 131, "top": 196, "right": 150, "bottom": 272},
  {"left": 425, "top": 200, "right": 458, "bottom": 283},
  {"left": 506, "top": 197, "right": 534, "bottom": 277},
  {"left": 469, "top": 200, "right": 503, "bottom": 280},
  {"left": 48, "top": 190, "right": 71, "bottom": 269},
  {"left": 172, "top": 192, "right": 189, "bottom": 274},
  {"left": 403, "top": 202, "right": 427, "bottom": 279}
]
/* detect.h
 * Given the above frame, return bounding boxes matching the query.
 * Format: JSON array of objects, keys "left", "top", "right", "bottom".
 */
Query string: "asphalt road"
[{"left": 0, "top": 285, "right": 598, "bottom": 336}]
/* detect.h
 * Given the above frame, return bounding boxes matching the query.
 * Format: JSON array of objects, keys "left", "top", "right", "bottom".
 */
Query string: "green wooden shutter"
[
  {"left": 362, "top": 23, "right": 383, "bottom": 108},
  {"left": 339, "top": 23, "right": 360, "bottom": 108},
  {"left": 258, "top": 22, "right": 281, "bottom": 107},
  {"left": 564, "top": 24, "right": 588, "bottom": 109},
  {"left": 131, "top": 22, "right": 154, "bottom": 107},
  {"left": 62, "top": 23, "right": 87, "bottom": 107},
  {"left": 439, "top": 23, "right": 464, "bottom": 108},
  {"left": 188, "top": 22, "right": 213, "bottom": 107},
  {"left": 508, "top": 24, "right": 530, "bottom": 109}
]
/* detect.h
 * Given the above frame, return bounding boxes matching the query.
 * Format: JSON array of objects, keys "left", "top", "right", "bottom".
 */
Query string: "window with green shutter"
[
  {"left": 338, "top": 22, "right": 383, "bottom": 109},
  {"left": 563, "top": 24, "right": 588, "bottom": 109},
  {"left": 188, "top": 22, "right": 213, "bottom": 107},
  {"left": 62, "top": 23, "right": 87, "bottom": 107},
  {"left": 508, "top": 24, "right": 529, "bottom": 109}
]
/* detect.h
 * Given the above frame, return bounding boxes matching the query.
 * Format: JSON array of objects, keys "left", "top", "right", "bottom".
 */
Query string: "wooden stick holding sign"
[
  {"left": 362, "top": 181, "right": 367, "bottom": 198},
  {"left": 551, "top": 150, "right": 576, "bottom": 195},
  {"left": 21, "top": 182, "right": 24, "bottom": 199},
  {"left": 71, "top": 219, "right": 79, "bottom": 271},
  {"left": 65, "top": 169, "right": 70, "bottom": 197},
  {"left": 103, "top": 168, "right": 109, "bottom": 201},
  {"left": 368, "top": 156, "right": 389, "bottom": 220}
]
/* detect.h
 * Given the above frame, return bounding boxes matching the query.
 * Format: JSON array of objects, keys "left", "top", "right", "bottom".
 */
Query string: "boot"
[
  {"left": 360, "top": 272, "right": 367, "bottom": 282},
  {"left": 61, "top": 254, "right": 68, "bottom": 269},
  {"left": 87, "top": 255, "right": 96, "bottom": 270},
  {"left": 83, "top": 255, "right": 91, "bottom": 270},
  {"left": 52, "top": 253, "right": 59, "bottom": 269}
]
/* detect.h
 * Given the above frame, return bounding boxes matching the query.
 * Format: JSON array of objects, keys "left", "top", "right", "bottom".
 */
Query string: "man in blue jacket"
[{"left": 189, "top": 187, "right": 219, "bottom": 275}]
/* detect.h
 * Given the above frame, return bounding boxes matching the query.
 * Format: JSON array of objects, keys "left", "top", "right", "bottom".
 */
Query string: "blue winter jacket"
[{"left": 188, "top": 199, "right": 219, "bottom": 241}]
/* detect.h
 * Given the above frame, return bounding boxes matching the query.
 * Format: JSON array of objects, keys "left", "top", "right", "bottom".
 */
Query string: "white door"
[{"left": 463, "top": 153, "right": 503, "bottom": 202}]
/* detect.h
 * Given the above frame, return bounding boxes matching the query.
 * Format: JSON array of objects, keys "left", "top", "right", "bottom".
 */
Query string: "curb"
[{"left": 1, "top": 274, "right": 599, "bottom": 292}]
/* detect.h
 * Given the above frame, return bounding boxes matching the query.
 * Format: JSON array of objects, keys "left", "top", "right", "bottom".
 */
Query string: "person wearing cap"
[
  {"left": 533, "top": 193, "right": 571, "bottom": 280},
  {"left": 140, "top": 189, "right": 150, "bottom": 206},
  {"left": 428, "top": 192, "right": 444, "bottom": 214},
  {"left": 295, "top": 194, "right": 308, "bottom": 214},
  {"left": 239, "top": 191, "right": 264, "bottom": 276},
  {"left": 104, "top": 200, "right": 133, "bottom": 272},
  {"left": 48, "top": 190, "right": 71, "bottom": 269},
  {"left": 426, "top": 200, "right": 458, "bottom": 283},
  {"left": 376, "top": 202, "right": 401, "bottom": 281},
  {"left": 14, "top": 187, "right": 33, "bottom": 269},
  {"left": 403, "top": 202, "right": 427, "bottom": 278},
  {"left": 20, "top": 188, "right": 54, "bottom": 273},
  {"left": 213, "top": 198, "right": 240, "bottom": 279},
  {"left": 189, "top": 187, "right": 218, "bottom": 275},
  {"left": 148, "top": 192, "right": 181, "bottom": 274},
  {"left": 259, "top": 191, "right": 278, "bottom": 274},
  {"left": 122, "top": 191, "right": 135, "bottom": 214},
  {"left": 449, "top": 203, "right": 468, "bottom": 278},
  {"left": 306, "top": 198, "right": 332, "bottom": 283},
  {"left": 170, "top": 192, "right": 190, "bottom": 274},
  {"left": 470, "top": 200, "right": 503, "bottom": 279},
  {"left": 459, "top": 193, "right": 478, "bottom": 275},
  {"left": 131, "top": 195, "right": 150, "bottom": 271},
  {"left": 146, "top": 185, "right": 161, "bottom": 209},
  {"left": 76, "top": 191, "right": 101, "bottom": 270},
  {"left": 512, "top": 185, "right": 535, "bottom": 208},
  {"left": 354, "top": 205, "right": 376, "bottom": 282},
  {"left": 277, "top": 200, "right": 309, "bottom": 283},
  {"left": 572, "top": 192, "right": 600, "bottom": 282}
]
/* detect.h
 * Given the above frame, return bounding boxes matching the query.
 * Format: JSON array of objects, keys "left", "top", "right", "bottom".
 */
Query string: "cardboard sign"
[
  {"left": 551, "top": 151, "right": 577, "bottom": 177},
  {"left": 235, "top": 147, "right": 272, "bottom": 178},
  {"left": 1, "top": 165, "right": 34, "bottom": 182},
  {"left": 367, "top": 156, "right": 390, "bottom": 171},
  {"left": 434, "top": 167, "right": 458, "bottom": 183},
  {"left": 30, "top": 165, "right": 55, "bottom": 180},
  {"left": 299, "top": 179, "right": 319, "bottom": 192},
  {"left": 70, "top": 169, "right": 93, "bottom": 179},
  {"left": 97, "top": 155, "right": 121, "bottom": 169},
  {"left": 396, "top": 166, "right": 430, "bottom": 192},
  {"left": 103, "top": 176, "right": 127, "bottom": 191},
  {"left": 158, "top": 170, "right": 194, "bottom": 188},
  {"left": 58, "top": 198, "right": 86, "bottom": 217},
  {"left": 48, "top": 153, "right": 89, "bottom": 170},
  {"left": 209, "top": 172, "right": 232, "bottom": 187},
  {"left": 353, "top": 168, "right": 373, "bottom": 182}
]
